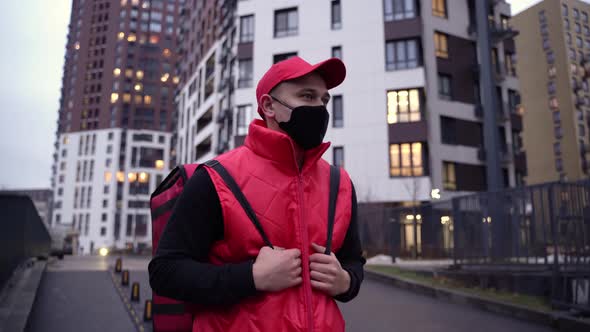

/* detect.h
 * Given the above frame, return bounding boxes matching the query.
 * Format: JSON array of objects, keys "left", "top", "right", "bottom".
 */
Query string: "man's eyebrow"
[{"left": 297, "top": 88, "right": 331, "bottom": 100}]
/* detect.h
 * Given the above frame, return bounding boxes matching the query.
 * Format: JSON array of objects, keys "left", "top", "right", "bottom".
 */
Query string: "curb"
[
  {"left": 365, "top": 268, "right": 590, "bottom": 332},
  {"left": 0, "top": 258, "right": 48, "bottom": 332}
]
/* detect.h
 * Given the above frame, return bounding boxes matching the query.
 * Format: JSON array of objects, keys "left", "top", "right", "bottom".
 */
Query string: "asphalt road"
[{"left": 23, "top": 255, "right": 554, "bottom": 332}]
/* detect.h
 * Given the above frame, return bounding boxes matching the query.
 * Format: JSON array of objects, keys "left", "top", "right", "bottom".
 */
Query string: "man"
[{"left": 149, "top": 56, "right": 365, "bottom": 332}]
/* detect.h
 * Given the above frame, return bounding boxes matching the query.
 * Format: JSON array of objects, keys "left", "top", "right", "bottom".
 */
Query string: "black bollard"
[
  {"left": 131, "top": 282, "right": 140, "bottom": 302},
  {"left": 121, "top": 270, "right": 130, "bottom": 286},
  {"left": 144, "top": 300, "right": 152, "bottom": 321},
  {"left": 115, "top": 258, "right": 122, "bottom": 273}
]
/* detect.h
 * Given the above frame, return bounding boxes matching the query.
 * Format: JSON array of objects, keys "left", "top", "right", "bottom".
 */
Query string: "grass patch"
[{"left": 366, "top": 264, "right": 551, "bottom": 313}]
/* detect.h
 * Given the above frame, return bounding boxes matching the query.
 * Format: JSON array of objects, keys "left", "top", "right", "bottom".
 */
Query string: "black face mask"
[{"left": 271, "top": 96, "right": 330, "bottom": 150}]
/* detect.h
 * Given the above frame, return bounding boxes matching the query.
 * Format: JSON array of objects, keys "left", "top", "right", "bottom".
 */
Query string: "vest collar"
[{"left": 244, "top": 119, "right": 330, "bottom": 174}]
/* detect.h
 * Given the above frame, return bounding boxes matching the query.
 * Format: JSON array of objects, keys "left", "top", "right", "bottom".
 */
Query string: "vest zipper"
[{"left": 297, "top": 173, "right": 314, "bottom": 332}]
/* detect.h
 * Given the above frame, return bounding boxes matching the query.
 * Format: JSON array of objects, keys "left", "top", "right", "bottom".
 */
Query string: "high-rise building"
[
  {"left": 175, "top": 0, "right": 525, "bottom": 210},
  {"left": 513, "top": 0, "right": 590, "bottom": 184},
  {"left": 50, "top": 0, "right": 183, "bottom": 254}
]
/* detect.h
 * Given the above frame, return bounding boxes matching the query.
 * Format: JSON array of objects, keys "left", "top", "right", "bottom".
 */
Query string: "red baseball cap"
[{"left": 256, "top": 56, "right": 346, "bottom": 118}]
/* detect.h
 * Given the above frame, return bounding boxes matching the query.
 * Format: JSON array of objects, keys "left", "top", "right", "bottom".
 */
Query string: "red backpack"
[{"left": 149, "top": 160, "right": 341, "bottom": 332}]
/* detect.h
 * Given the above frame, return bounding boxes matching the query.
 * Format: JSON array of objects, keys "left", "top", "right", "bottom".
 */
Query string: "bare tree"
[{"left": 403, "top": 177, "right": 421, "bottom": 259}]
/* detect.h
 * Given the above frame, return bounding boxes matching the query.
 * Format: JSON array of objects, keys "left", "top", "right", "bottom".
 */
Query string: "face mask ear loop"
[{"left": 270, "top": 95, "right": 294, "bottom": 110}]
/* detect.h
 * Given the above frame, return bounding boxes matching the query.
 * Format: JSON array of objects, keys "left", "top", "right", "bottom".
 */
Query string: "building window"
[
  {"left": 273, "top": 52, "right": 298, "bottom": 64},
  {"left": 100, "top": 227, "right": 106, "bottom": 236},
  {"left": 332, "top": 46, "right": 342, "bottom": 59},
  {"left": 238, "top": 58, "right": 253, "bottom": 88},
  {"left": 438, "top": 74, "right": 452, "bottom": 100},
  {"left": 565, "top": 18, "right": 570, "bottom": 30},
  {"left": 432, "top": 0, "right": 447, "bottom": 18},
  {"left": 333, "top": 147, "right": 344, "bottom": 168},
  {"left": 505, "top": 53, "right": 516, "bottom": 76},
  {"left": 387, "top": 89, "right": 421, "bottom": 123},
  {"left": 567, "top": 33, "right": 572, "bottom": 45},
  {"left": 101, "top": 213, "right": 107, "bottom": 221},
  {"left": 574, "top": 8, "right": 580, "bottom": 20},
  {"left": 563, "top": 4, "right": 568, "bottom": 17},
  {"left": 384, "top": 0, "right": 416, "bottom": 21},
  {"left": 434, "top": 32, "right": 448, "bottom": 58},
  {"left": 389, "top": 143, "right": 423, "bottom": 177},
  {"left": 442, "top": 162, "right": 456, "bottom": 190},
  {"left": 576, "top": 22, "right": 581, "bottom": 33},
  {"left": 332, "top": 95, "right": 343, "bottom": 128},
  {"left": 331, "top": 0, "right": 342, "bottom": 29},
  {"left": 274, "top": 7, "right": 298, "bottom": 38},
  {"left": 237, "top": 105, "right": 252, "bottom": 135},
  {"left": 239, "top": 15, "right": 254, "bottom": 43},
  {"left": 385, "top": 39, "right": 419, "bottom": 70}
]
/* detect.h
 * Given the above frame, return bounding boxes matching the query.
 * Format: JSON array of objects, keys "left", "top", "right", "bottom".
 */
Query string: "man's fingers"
[
  {"left": 311, "top": 243, "right": 326, "bottom": 253},
  {"left": 309, "top": 253, "right": 333, "bottom": 264},
  {"left": 310, "top": 270, "right": 333, "bottom": 283},
  {"left": 310, "top": 262, "right": 337, "bottom": 275},
  {"left": 290, "top": 276, "right": 303, "bottom": 287},
  {"left": 310, "top": 280, "right": 331, "bottom": 292},
  {"left": 285, "top": 248, "right": 301, "bottom": 258}
]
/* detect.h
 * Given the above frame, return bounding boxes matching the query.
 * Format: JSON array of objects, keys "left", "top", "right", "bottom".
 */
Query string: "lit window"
[
  {"left": 111, "top": 93, "right": 119, "bottom": 103},
  {"left": 113, "top": 68, "right": 121, "bottom": 77},
  {"left": 387, "top": 89, "right": 421, "bottom": 123},
  {"left": 162, "top": 48, "right": 171, "bottom": 57},
  {"left": 442, "top": 162, "right": 456, "bottom": 190},
  {"left": 134, "top": 83, "right": 143, "bottom": 92},
  {"left": 150, "top": 35, "right": 159, "bottom": 44},
  {"left": 136, "top": 70, "right": 144, "bottom": 80},
  {"left": 118, "top": 32, "right": 125, "bottom": 40},
  {"left": 123, "top": 93, "right": 131, "bottom": 103},
  {"left": 138, "top": 172, "right": 149, "bottom": 183},
  {"left": 74, "top": 42, "right": 80, "bottom": 50},
  {"left": 432, "top": 0, "right": 447, "bottom": 18},
  {"left": 134, "top": 95, "right": 143, "bottom": 104},
  {"left": 104, "top": 171, "right": 112, "bottom": 183},
  {"left": 160, "top": 73, "right": 169, "bottom": 82},
  {"left": 434, "top": 32, "right": 448, "bottom": 58},
  {"left": 63, "top": 136, "right": 69, "bottom": 144},
  {"left": 172, "top": 76, "right": 180, "bottom": 84},
  {"left": 390, "top": 143, "right": 423, "bottom": 177},
  {"left": 155, "top": 160, "right": 164, "bottom": 170},
  {"left": 127, "top": 172, "right": 137, "bottom": 182},
  {"left": 116, "top": 171, "right": 125, "bottom": 182},
  {"left": 127, "top": 33, "right": 137, "bottom": 42},
  {"left": 125, "top": 69, "right": 133, "bottom": 78},
  {"left": 144, "top": 95, "right": 152, "bottom": 104}
]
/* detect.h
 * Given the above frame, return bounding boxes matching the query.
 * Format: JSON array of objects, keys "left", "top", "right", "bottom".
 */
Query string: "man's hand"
[
  {"left": 252, "top": 246, "right": 302, "bottom": 292},
  {"left": 309, "top": 243, "right": 351, "bottom": 296}
]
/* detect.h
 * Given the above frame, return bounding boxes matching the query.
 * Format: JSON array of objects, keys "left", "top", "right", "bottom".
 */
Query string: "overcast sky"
[{"left": 0, "top": 0, "right": 581, "bottom": 189}]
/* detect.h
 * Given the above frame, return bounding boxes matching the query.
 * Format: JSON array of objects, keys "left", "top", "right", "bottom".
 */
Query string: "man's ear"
[{"left": 260, "top": 94, "right": 275, "bottom": 119}]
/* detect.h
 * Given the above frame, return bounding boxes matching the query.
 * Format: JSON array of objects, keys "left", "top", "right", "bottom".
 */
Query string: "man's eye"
[{"left": 303, "top": 94, "right": 313, "bottom": 100}]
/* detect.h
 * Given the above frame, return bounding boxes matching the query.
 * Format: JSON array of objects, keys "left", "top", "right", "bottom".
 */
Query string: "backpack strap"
[
  {"left": 203, "top": 160, "right": 274, "bottom": 249},
  {"left": 325, "top": 165, "right": 341, "bottom": 255}
]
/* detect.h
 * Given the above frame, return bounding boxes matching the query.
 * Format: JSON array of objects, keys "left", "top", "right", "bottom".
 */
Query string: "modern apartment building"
[
  {"left": 51, "top": 0, "right": 183, "bottom": 254},
  {"left": 513, "top": 0, "right": 590, "bottom": 184},
  {"left": 175, "top": 0, "right": 525, "bottom": 211}
]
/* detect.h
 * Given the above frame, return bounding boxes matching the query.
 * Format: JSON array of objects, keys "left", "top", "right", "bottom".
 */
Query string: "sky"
[{"left": 0, "top": 0, "right": 582, "bottom": 189}]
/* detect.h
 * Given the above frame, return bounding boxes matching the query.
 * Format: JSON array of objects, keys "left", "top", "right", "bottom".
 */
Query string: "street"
[{"left": 22, "top": 255, "right": 553, "bottom": 332}]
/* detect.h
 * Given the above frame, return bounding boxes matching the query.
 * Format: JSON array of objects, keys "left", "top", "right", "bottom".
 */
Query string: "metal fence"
[
  {"left": 0, "top": 194, "right": 51, "bottom": 289},
  {"left": 358, "top": 180, "right": 590, "bottom": 313}
]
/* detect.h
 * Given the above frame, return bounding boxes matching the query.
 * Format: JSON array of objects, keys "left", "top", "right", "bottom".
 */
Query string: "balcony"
[
  {"left": 490, "top": 23, "right": 519, "bottom": 42},
  {"left": 510, "top": 112, "right": 523, "bottom": 132}
]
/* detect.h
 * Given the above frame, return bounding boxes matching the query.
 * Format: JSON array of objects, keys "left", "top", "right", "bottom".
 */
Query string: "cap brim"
[{"left": 287, "top": 57, "right": 346, "bottom": 90}]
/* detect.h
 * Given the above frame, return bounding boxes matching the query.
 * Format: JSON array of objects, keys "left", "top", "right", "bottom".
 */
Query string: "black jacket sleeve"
[
  {"left": 148, "top": 167, "right": 258, "bottom": 306},
  {"left": 334, "top": 184, "right": 366, "bottom": 302}
]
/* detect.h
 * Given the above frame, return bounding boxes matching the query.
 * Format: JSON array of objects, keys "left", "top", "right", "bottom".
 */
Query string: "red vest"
[{"left": 193, "top": 120, "right": 353, "bottom": 332}]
